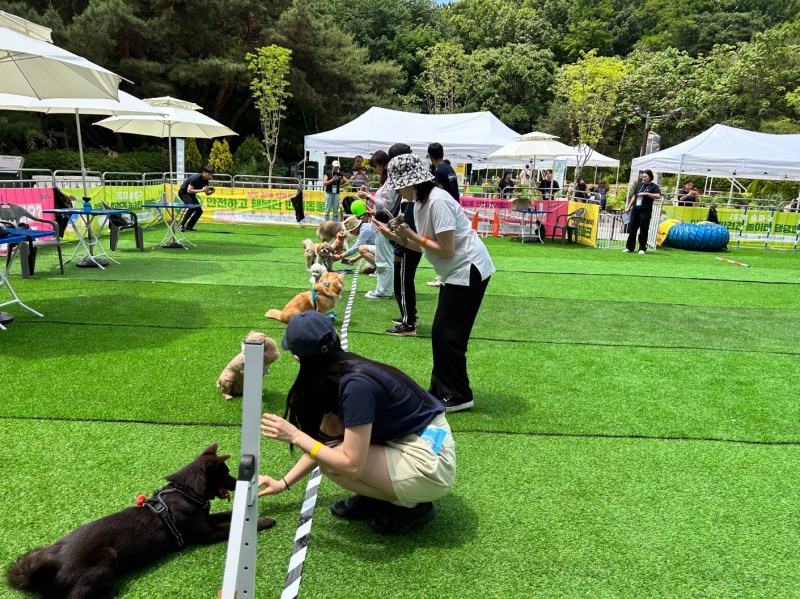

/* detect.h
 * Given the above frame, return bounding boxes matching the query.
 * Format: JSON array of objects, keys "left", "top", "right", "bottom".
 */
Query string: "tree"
[
  {"left": 208, "top": 140, "right": 234, "bottom": 175},
  {"left": 415, "top": 42, "right": 471, "bottom": 114},
  {"left": 234, "top": 135, "right": 268, "bottom": 175},
  {"left": 552, "top": 50, "right": 628, "bottom": 177},
  {"left": 561, "top": 0, "right": 614, "bottom": 61},
  {"left": 185, "top": 138, "right": 203, "bottom": 173},
  {"left": 247, "top": 45, "right": 292, "bottom": 181}
]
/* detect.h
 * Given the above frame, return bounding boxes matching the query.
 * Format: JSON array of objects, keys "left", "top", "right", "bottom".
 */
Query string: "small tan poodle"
[{"left": 216, "top": 331, "right": 280, "bottom": 400}]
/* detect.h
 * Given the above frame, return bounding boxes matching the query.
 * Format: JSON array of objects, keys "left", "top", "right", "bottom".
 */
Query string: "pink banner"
[
  {"left": 0, "top": 188, "right": 55, "bottom": 230},
  {"left": 460, "top": 196, "right": 569, "bottom": 237}
]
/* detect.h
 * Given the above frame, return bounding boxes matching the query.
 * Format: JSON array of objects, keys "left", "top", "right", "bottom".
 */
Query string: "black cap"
[
  {"left": 281, "top": 311, "right": 340, "bottom": 356},
  {"left": 388, "top": 143, "right": 412, "bottom": 160}
]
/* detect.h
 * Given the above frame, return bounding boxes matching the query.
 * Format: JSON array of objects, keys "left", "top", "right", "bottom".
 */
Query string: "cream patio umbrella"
[
  {"left": 94, "top": 101, "right": 237, "bottom": 188},
  {"left": 0, "top": 10, "right": 52, "bottom": 42},
  {"left": 0, "top": 23, "right": 122, "bottom": 100},
  {"left": 488, "top": 131, "right": 579, "bottom": 161},
  {"left": 0, "top": 91, "right": 167, "bottom": 198}
]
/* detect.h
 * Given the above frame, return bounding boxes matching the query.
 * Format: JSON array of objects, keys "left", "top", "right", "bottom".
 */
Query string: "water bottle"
[
  {"left": 539, "top": 201, "right": 544, "bottom": 211},
  {"left": 83, "top": 199, "right": 92, "bottom": 213}
]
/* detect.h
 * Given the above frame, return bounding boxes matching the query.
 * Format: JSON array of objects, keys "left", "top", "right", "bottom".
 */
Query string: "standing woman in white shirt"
[{"left": 374, "top": 153, "right": 496, "bottom": 413}]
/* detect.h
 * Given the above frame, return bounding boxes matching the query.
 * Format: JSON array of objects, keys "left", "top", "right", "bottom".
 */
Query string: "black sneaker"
[
  {"left": 331, "top": 495, "right": 389, "bottom": 520},
  {"left": 440, "top": 395, "right": 474, "bottom": 413},
  {"left": 371, "top": 502, "right": 437, "bottom": 535},
  {"left": 386, "top": 324, "right": 416, "bottom": 336},
  {"left": 392, "top": 316, "right": 419, "bottom": 326}
]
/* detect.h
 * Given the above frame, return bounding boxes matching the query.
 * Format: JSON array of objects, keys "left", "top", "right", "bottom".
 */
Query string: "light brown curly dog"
[
  {"left": 216, "top": 331, "right": 280, "bottom": 400},
  {"left": 265, "top": 271, "right": 344, "bottom": 324}
]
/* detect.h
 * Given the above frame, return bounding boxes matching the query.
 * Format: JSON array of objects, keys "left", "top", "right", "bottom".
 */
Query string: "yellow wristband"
[{"left": 309, "top": 441, "right": 323, "bottom": 460}]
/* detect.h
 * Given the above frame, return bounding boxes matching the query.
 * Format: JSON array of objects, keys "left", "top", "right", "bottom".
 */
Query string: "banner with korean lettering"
[
  {"left": 663, "top": 205, "right": 800, "bottom": 249},
  {"left": 567, "top": 200, "right": 600, "bottom": 246},
  {"left": 181, "top": 186, "right": 327, "bottom": 225}
]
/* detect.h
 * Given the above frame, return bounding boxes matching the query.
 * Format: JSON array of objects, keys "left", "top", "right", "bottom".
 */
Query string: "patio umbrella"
[
  {"left": 0, "top": 24, "right": 122, "bottom": 100},
  {"left": 94, "top": 101, "right": 237, "bottom": 186},
  {"left": 488, "top": 131, "right": 579, "bottom": 161},
  {"left": 142, "top": 96, "right": 202, "bottom": 111},
  {"left": 0, "top": 91, "right": 167, "bottom": 197},
  {"left": 0, "top": 10, "right": 52, "bottom": 42}
]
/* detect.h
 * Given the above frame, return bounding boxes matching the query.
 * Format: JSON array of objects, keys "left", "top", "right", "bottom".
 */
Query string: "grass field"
[{"left": 1, "top": 223, "right": 799, "bottom": 598}]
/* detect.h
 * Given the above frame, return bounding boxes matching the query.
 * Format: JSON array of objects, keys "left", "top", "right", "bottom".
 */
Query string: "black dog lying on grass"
[{"left": 7, "top": 444, "right": 275, "bottom": 598}]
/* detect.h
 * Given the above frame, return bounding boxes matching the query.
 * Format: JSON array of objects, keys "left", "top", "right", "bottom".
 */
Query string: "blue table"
[
  {"left": 0, "top": 229, "right": 54, "bottom": 329},
  {"left": 43, "top": 208, "right": 128, "bottom": 268},
  {"left": 512, "top": 209, "right": 553, "bottom": 243},
  {"left": 143, "top": 202, "right": 202, "bottom": 249}
]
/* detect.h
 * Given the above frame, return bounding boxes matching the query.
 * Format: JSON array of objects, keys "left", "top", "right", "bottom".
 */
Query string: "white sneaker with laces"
[
  {"left": 638, "top": 250, "right": 646, "bottom": 255},
  {"left": 365, "top": 291, "right": 390, "bottom": 299},
  {"left": 622, "top": 249, "right": 630, "bottom": 253},
  {"left": 426, "top": 279, "right": 443, "bottom": 287}
]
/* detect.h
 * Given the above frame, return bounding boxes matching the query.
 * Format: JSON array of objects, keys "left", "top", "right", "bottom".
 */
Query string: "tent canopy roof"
[
  {"left": 304, "top": 107, "right": 520, "bottom": 160},
  {"left": 632, "top": 124, "right": 800, "bottom": 181}
]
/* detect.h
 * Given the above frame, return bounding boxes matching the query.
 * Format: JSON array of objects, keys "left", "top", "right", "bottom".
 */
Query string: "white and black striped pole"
[{"left": 281, "top": 263, "right": 361, "bottom": 599}]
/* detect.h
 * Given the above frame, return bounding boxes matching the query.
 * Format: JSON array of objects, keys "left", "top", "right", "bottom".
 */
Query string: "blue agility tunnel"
[{"left": 665, "top": 222, "right": 730, "bottom": 251}]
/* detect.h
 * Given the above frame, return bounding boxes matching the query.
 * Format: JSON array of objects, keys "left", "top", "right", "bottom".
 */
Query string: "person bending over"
[
  {"left": 257, "top": 311, "right": 455, "bottom": 535},
  {"left": 179, "top": 165, "right": 212, "bottom": 231}
]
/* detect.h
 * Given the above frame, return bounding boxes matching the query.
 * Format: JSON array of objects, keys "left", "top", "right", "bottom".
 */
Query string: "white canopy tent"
[
  {"left": 473, "top": 144, "right": 619, "bottom": 170},
  {"left": 632, "top": 124, "right": 800, "bottom": 181},
  {"left": 304, "top": 107, "right": 520, "bottom": 160}
]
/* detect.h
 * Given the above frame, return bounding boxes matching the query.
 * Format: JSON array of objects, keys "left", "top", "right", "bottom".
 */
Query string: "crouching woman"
[{"left": 257, "top": 311, "right": 455, "bottom": 535}]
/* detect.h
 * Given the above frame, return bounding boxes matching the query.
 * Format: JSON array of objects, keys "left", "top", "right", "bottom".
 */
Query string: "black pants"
[
  {"left": 625, "top": 208, "right": 651, "bottom": 252},
  {"left": 429, "top": 264, "right": 490, "bottom": 403},
  {"left": 393, "top": 250, "right": 421, "bottom": 325},
  {"left": 179, "top": 192, "right": 203, "bottom": 229}
]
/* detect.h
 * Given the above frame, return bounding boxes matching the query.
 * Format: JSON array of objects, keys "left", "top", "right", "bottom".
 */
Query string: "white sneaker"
[
  {"left": 622, "top": 249, "right": 631, "bottom": 253},
  {"left": 365, "top": 291, "right": 391, "bottom": 299},
  {"left": 426, "top": 279, "right": 443, "bottom": 287},
  {"left": 638, "top": 250, "right": 646, "bottom": 255}
]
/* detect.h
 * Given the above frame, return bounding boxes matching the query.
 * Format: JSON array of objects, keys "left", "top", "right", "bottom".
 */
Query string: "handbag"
[{"left": 621, "top": 211, "right": 631, "bottom": 225}]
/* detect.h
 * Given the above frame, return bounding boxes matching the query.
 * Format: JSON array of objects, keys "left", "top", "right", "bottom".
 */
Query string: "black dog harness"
[{"left": 143, "top": 483, "right": 209, "bottom": 548}]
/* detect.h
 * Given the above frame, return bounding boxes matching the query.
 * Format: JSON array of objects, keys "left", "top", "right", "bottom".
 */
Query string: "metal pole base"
[
  {"left": 161, "top": 241, "right": 186, "bottom": 249},
  {"left": 0, "top": 312, "right": 14, "bottom": 325},
  {"left": 76, "top": 257, "right": 109, "bottom": 268}
]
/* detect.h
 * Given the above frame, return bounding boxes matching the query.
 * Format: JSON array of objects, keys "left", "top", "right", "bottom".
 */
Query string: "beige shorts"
[{"left": 384, "top": 413, "right": 456, "bottom": 506}]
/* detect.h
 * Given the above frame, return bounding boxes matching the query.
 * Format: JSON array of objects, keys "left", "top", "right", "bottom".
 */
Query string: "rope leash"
[{"left": 281, "top": 260, "right": 361, "bottom": 599}]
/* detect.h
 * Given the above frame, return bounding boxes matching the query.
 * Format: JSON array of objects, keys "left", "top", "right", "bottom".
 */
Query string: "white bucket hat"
[{"left": 385, "top": 153, "right": 434, "bottom": 190}]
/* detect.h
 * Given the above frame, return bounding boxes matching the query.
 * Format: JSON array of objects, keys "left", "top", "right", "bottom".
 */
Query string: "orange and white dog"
[{"left": 265, "top": 272, "right": 345, "bottom": 323}]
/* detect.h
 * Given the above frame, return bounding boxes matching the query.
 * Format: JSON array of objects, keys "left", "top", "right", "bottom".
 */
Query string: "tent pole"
[
  {"left": 75, "top": 109, "right": 88, "bottom": 198},
  {"left": 727, "top": 177, "right": 736, "bottom": 206}
]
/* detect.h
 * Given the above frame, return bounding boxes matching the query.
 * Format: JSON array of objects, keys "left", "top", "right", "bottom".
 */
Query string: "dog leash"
[{"left": 282, "top": 261, "right": 361, "bottom": 599}]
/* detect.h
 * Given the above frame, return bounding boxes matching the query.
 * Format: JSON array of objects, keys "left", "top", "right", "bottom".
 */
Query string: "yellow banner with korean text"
[
  {"left": 165, "top": 185, "right": 327, "bottom": 224},
  {"left": 567, "top": 200, "right": 600, "bottom": 246},
  {"left": 662, "top": 206, "right": 800, "bottom": 248}
]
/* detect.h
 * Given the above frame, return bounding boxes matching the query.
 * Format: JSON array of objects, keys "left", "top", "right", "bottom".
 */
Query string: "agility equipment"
[
  {"left": 715, "top": 257, "right": 749, "bottom": 267},
  {"left": 664, "top": 222, "right": 730, "bottom": 252},
  {"left": 220, "top": 341, "right": 266, "bottom": 598}
]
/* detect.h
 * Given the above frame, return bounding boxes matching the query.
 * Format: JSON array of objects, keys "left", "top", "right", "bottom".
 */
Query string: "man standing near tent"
[
  {"left": 323, "top": 161, "right": 350, "bottom": 221},
  {"left": 179, "top": 165, "right": 213, "bottom": 232},
  {"left": 538, "top": 169, "right": 559, "bottom": 201}
]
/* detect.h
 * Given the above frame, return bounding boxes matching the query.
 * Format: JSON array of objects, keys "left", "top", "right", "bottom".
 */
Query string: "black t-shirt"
[
  {"left": 434, "top": 163, "right": 460, "bottom": 203},
  {"left": 338, "top": 364, "right": 443, "bottom": 443},
  {"left": 325, "top": 170, "right": 344, "bottom": 194},
  {"left": 180, "top": 173, "right": 206, "bottom": 195},
  {"left": 498, "top": 179, "right": 514, "bottom": 196},
  {"left": 631, "top": 182, "right": 661, "bottom": 211},
  {"left": 538, "top": 179, "right": 559, "bottom": 199}
]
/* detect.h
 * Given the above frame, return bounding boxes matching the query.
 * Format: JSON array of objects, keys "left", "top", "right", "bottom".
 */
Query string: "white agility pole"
[
  {"left": 281, "top": 263, "right": 362, "bottom": 599},
  {"left": 220, "top": 340, "right": 265, "bottom": 599}
]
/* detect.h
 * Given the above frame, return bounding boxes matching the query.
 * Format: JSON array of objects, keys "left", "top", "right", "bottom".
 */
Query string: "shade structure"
[
  {"left": 0, "top": 25, "right": 121, "bottom": 100},
  {"left": 488, "top": 132, "right": 579, "bottom": 160},
  {"left": 304, "top": 107, "right": 520, "bottom": 160},
  {"left": 0, "top": 11, "right": 52, "bottom": 42},
  {"left": 631, "top": 123, "right": 800, "bottom": 181},
  {"left": 94, "top": 102, "right": 237, "bottom": 184},
  {"left": 0, "top": 91, "right": 167, "bottom": 197},
  {"left": 143, "top": 96, "right": 202, "bottom": 111}
]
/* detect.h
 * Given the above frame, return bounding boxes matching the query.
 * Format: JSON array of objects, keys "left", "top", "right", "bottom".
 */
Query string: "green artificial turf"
[{"left": 1, "top": 222, "right": 799, "bottom": 598}]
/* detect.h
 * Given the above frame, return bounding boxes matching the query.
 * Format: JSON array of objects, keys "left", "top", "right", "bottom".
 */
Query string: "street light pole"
[{"left": 639, "top": 111, "right": 651, "bottom": 157}]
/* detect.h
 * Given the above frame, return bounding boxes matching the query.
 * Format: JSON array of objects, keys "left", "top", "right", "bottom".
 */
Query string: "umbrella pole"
[
  {"left": 75, "top": 109, "right": 88, "bottom": 198},
  {"left": 168, "top": 123, "right": 174, "bottom": 199}
]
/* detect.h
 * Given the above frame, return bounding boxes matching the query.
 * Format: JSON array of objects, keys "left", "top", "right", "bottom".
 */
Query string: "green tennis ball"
[{"left": 351, "top": 200, "right": 366, "bottom": 216}]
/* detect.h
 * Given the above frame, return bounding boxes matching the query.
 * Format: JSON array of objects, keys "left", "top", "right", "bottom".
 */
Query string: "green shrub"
[
  {"left": 185, "top": 138, "right": 203, "bottom": 172},
  {"left": 22, "top": 149, "right": 168, "bottom": 174},
  {"left": 233, "top": 136, "right": 267, "bottom": 175},
  {"left": 209, "top": 140, "right": 234, "bottom": 175}
]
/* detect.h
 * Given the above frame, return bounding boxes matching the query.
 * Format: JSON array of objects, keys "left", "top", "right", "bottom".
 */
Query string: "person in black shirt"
[
  {"left": 624, "top": 169, "right": 661, "bottom": 254},
  {"left": 676, "top": 180, "right": 699, "bottom": 206},
  {"left": 427, "top": 142, "right": 460, "bottom": 203},
  {"left": 323, "top": 161, "right": 350, "bottom": 221},
  {"left": 498, "top": 169, "right": 514, "bottom": 198},
  {"left": 179, "top": 165, "right": 212, "bottom": 231},
  {"left": 573, "top": 178, "right": 588, "bottom": 200},
  {"left": 538, "top": 169, "right": 560, "bottom": 201},
  {"left": 257, "top": 311, "right": 455, "bottom": 535}
]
